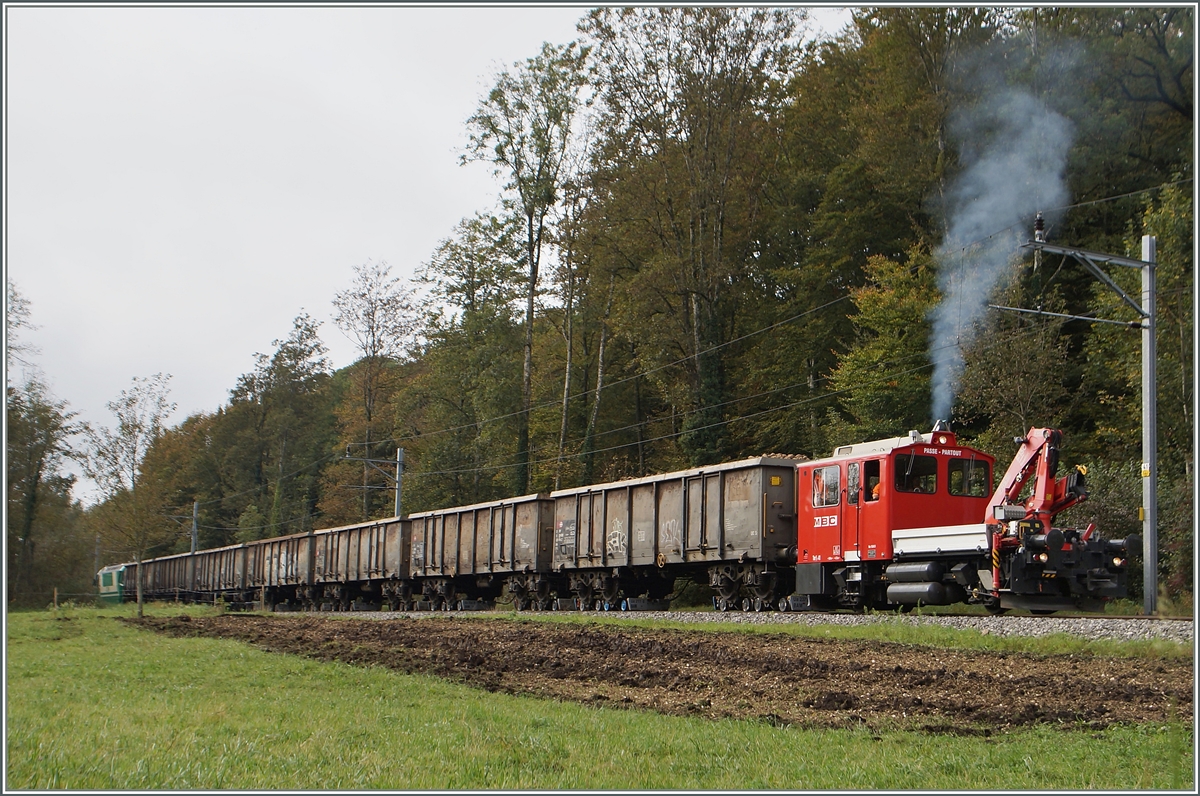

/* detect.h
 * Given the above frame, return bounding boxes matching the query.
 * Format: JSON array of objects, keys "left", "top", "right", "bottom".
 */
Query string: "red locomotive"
[{"left": 791, "top": 423, "right": 1136, "bottom": 613}]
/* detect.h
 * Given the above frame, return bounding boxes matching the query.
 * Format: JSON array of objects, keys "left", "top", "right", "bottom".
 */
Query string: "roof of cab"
[{"left": 828, "top": 430, "right": 935, "bottom": 459}]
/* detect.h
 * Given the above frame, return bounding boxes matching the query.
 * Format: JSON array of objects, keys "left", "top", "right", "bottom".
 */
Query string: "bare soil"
[{"left": 129, "top": 614, "right": 1192, "bottom": 735}]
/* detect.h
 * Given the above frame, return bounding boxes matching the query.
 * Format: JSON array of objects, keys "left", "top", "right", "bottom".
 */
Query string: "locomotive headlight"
[
  {"left": 1036, "top": 553, "right": 1049, "bottom": 564},
  {"left": 1112, "top": 557, "right": 1126, "bottom": 568}
]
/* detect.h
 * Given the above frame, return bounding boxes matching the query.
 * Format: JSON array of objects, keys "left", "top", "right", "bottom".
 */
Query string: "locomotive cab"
[
  {"left": 794, "top": 428, "right": 994, "bottom": 610},
  {"left": 97, "top": 564, "right": 127, "bottom": 605}
]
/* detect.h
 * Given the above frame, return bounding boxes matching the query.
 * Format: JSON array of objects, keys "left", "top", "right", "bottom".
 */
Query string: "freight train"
[{"left": 97, "top": 425, "right": 1137, "bottom": 615}]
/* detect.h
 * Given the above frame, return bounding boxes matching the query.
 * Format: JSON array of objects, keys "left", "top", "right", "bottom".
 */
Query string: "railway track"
[{"left": 321, "top": 605, "right": 1194, "bottom": 644}]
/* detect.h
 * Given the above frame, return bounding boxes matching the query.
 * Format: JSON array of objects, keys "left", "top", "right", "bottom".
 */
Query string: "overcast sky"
[{"left": 6, "top": 4, "right": 853, "bottom": 502}]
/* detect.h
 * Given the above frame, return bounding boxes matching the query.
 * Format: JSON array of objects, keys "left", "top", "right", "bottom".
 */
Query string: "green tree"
[
  {"left": 826, "top": 250, "right": 939, "bottom": 443},
  {"left": 581, "top": 7, "right": 801, "bottom": 466},
  {"left": 6, "top": 376, "right": 82, "bottom": 605},
  {"left": 1077, "top": 182, "right": 1193, "bottom": 599},
  {"left": 465, "top": 40, "right": 591, "bottom": 493},
  {"left": 1079, "top": 183, "right": 1192, "bottom": 466},
  {"left": 5, "top": 283, "right": 88, "bottom": 605},
  {"left": 1026, "top": 7, "right": 1193, "bottom": 259},
  {"left": 548, "top": 155, "right": 594, "bottom": 488},
  {"left": 226, "top": 314, "right": 334, "bottom": 533},
  {"left": 953, "top": 278, "right": 1072, "bottom": 459},
  {"left": 394, "top": 212, "right": 525, "bottom": 509},
  {"left": 236, "top": 504, "right": 267, "bottom": 544}
]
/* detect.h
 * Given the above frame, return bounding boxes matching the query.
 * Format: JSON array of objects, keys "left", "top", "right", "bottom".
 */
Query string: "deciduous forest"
[{"left": 7, "top": 8, "right": 1193, "bottom": 607}]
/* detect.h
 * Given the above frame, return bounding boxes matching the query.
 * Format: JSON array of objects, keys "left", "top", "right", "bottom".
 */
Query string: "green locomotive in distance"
[{"left": 97, "top": 564, "right": 127, "bottom": 605}]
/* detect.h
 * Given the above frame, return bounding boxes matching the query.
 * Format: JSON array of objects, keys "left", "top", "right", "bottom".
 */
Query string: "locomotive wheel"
[
  {"left": 741, "top": 597, "right": 752, "bottom": 612},
  {"left": 753, "top": 597, "right": 765, "bottom": 612},
  {"left": 985, "top": 603, "right": 1008, "bottom": 615},
  {"left": 778, "top": 596, "right": 790, "bottom": 612}
]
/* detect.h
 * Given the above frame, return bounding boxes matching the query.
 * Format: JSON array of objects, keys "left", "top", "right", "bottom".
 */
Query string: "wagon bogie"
[
  {"left": 380, "top": 579, "right": 414, "bottom": 611},
  {"left": 506, "top": 572, "right": 555, "bottom": 611}
]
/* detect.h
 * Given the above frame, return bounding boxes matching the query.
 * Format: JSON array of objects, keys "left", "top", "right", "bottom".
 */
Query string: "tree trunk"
[
  {"left": 136, "top": 552, "right": 144, "bottom": 619},
  {"left": 270, "top": 437, "right": 286, "bottom": 536},
  {"left": 633, "top": 352, "right": 646, "bottom": 476},
  {"left": 583, "top": 275, "right": 616, "bottom": 483},
  {"left": 518, "top": 211, "right": 539, "bottom": 494},
  {"left": 362, "top": 360, "right": 375, "bottom": 521},
  {"left": 555, "top": 258, "right": 576, "bottom": 489},
  {"left": 13, "top": 459, "right": 43, "bottom": 598}
]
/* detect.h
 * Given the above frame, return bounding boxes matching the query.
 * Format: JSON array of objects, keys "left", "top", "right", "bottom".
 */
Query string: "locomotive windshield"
[
  {"left": 812, "top": 465, "right": 840, "bottom": 507},
  {"left": 948, "top": 459, "right": 991, "bottom": 497},
  {"left": 894, "top": 454, "right": 936, "bottom": 493}
]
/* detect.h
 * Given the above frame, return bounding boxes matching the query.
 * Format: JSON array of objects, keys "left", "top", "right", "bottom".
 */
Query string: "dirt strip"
[{"left": 130, "top": 614, "right": 1192, "bottom": 735}]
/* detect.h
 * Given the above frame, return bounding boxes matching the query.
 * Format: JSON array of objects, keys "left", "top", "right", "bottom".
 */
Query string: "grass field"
[{"left": 6, "top": 603, "right": 1194, "bottom": 790}]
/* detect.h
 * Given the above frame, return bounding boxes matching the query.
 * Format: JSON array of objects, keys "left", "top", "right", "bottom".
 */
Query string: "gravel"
[
  {"left": 335, "top": 608, "right": 1194, "bottom": 644},
  {"left": 628, "top": 611, "right": 1195, "bottom": 644}
]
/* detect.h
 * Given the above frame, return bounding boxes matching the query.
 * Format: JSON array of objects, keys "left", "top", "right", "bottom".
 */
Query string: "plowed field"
[{"left": 130, "top": 614, "right": 1192, "bottom": 734}]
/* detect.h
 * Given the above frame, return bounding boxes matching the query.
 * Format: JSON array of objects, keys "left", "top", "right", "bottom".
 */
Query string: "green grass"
[{"left": 6, "top": 603, "right": 1194, "bottom": 790}]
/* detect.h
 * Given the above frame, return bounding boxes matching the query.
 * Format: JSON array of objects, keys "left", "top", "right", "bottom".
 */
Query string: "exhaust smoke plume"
[{"left": 930, "top": 89, "right": 1073, "bottom": 423}]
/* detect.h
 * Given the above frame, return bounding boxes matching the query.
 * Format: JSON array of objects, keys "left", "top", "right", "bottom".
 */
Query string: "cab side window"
[
  {"left": 812, "top": 465, "right": 841, "bottom": 508},
  {"left": 864, "top": 460, "right": 881, "bottom": 501},
  {"left": 949, "top": 459, "right": 991, "bottom": 496},
  {"left": 894, "top": 454, "right": 937, "bottom": 493}
]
